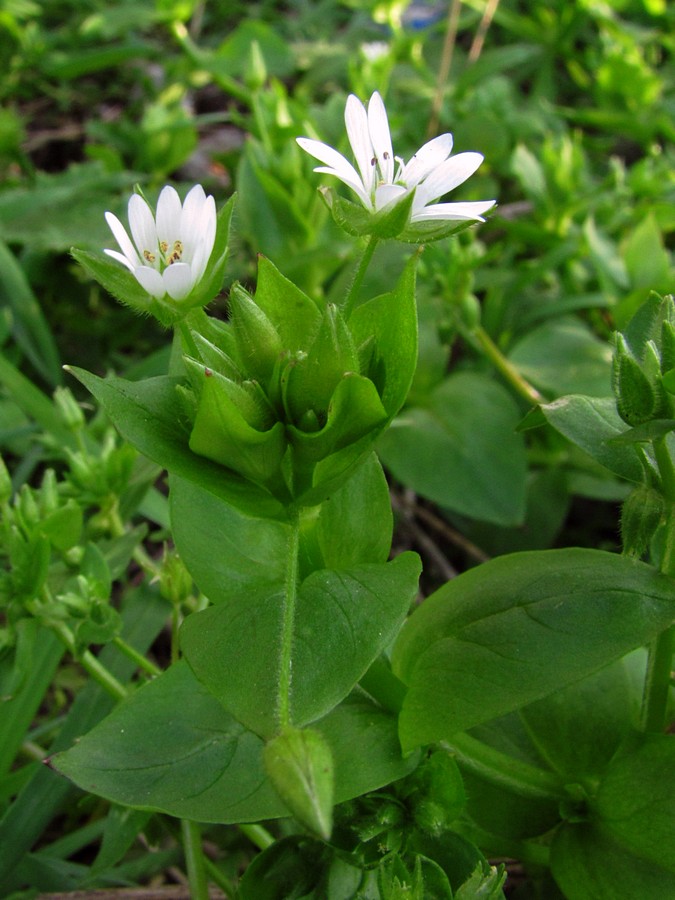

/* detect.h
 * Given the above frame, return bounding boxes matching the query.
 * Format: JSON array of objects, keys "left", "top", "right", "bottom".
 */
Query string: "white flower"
[
  {"left": 297, "top": 91, "right": 495, "bottom": 225},
  {"left": 104, "top": 184, "right": 217, "bottom": 301}
]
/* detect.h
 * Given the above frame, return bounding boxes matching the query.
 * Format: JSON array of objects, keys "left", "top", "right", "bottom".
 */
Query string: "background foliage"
[{"left": 0, "top": 0, "right": 673, "bottom": 896}]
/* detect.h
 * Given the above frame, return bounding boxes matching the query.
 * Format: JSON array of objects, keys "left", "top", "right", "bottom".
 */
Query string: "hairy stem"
[
  {"left": 471, "top": 324, "right": 544, "bottom": 406},
  {"left": 342, "top": 235, "right": 379, "bottom": 320},
  {"left": 642, "top": 437, "right": 675, "bottom": 732},
  {"left": 277, "top": 510, "right": 301, "bottom": 728},
  {"left": 49, "top": 621, "right": 128, "bottom": 701},
  {"left": 446, "top": 732, "right": 566, "bottom": 802}
]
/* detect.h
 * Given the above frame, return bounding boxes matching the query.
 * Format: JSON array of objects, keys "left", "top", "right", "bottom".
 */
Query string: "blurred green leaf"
[{"left": 378, "top": 373, "right": 527, "bottom": 526}]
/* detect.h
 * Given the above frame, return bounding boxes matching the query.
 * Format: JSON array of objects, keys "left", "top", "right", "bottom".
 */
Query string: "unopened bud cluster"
[
  {"left": 612, "top": 294, "right": 675, "bottom": 428},
  {"left": 179, "top": 254, "right": 417, "bottom": 506}
]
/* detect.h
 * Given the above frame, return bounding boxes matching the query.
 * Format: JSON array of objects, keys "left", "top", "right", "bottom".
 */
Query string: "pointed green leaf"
[
  {"left": 378, "top": 372, "right": 527, "bottom": 526},
  {"left": 394, "top": 548, "right": 675, "bottom": 750},
  {"left": 51, "top": 662, "right": 417, "bottom": 824},
  {"left": 66, "top": 367, "right": 285, "bottom": 518},
  {"left": 181, "top": 553, "right": 422, "bottom": 737},
  {"left": 538, "top": 394, "right": 645, "bottom": 483},
  {"left": 253, "top": 255, "right": 322, "bottom": 352},
  {"left": 350, "top": 254, "right": 418, "bottom": 417}
]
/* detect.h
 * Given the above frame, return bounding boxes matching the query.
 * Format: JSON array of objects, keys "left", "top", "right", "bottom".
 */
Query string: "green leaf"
[
  {"left": 253, "top": 254, "right": 322, "bottom": 353},
  {"left": 552, "top": 738, "right": 675, "bottom": 900},
  {"left": 508, "top": 318, "right": 613, "bottom": 398},
  {"left": 170, "top": 473, "right": 291, "bottom": 604},
  {"left": 301, "top": 452, "right": 393, "bottom": 572},
  {"left": 51, "top": 662, "right": 417, "bottom": 824},
  {"left": 519, "top": 659, "right": 638, "bottom": 779},
  {"left": 623, "top": 213, "right": 672, "bottom": 293},
  {"left": 170, "top": 453, "right": 392, "bottom": 606},
  {"left": 66, "top": 367, "right": 285, "bottom": 519},
  {"left": 552, "top": 823, "right": 675, "bottom": 900},
  {"left": 350, "top": 254, "right": 419, "bottom": 418},
  {"left": 592, "top": 735, "right": 675, "bottom": 870},
  {"left": 0, "top": 352, "right": 75, "bottom": 449},
  {"left": 0, "top": 240, "right": 62, "bottom": 387},
  {"left": 378, "top": 373, "right": 527, "bottom": 526},
  {"left": 181, "top": 553, "right": 421, "bottom": 738},
  {"left": 393, "top": 548, "right": 675, "bottom": 750},
  {"left": 538, "top": 395, "right": 645, "bottom": 483}
]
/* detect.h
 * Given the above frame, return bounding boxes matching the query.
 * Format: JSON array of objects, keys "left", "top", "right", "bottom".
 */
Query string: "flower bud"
[
  {"left": 284, "top": 303, "right": 358, "bottom": 425},
  {"left": 621, "top": 484, "right": 664, "bottom": 559},
  {"left": 229, "top": 284, "right": 284, "bottom": 389},
  {"left": 244, "top": 39, "right": 267, "bottom": 91},
  {"left": 612, "top": 333, "right": 657, "bottom": 426},
  {"left": 159, "top": 548, "right": 193, "bottom": 606},
  {"left": 263, "top": 726, "right": 334, "bottom": 839},
  {"left": 188, "top": 364, "right": 287, "bottom": 490},
  {"left": 54, "top": 386, "right": 85, "bottom": 432}
]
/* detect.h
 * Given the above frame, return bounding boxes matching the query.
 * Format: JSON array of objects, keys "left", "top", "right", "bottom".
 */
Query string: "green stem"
[
  {"left": 112, "top": 636, "right": 162, "bottom": 678},
  {"left": 277, "top": 510, "right": 301, "bottom": 729},
  {"left": 641, "top": 626, "right": 674, "bottom": 733},
  {"left": 342, "top": 235, "right": 379, "bottom": 321},
  {"left": 50, "top": 621, "right": 128, "bottom": 701},
  {"left": 642, "top": 437, "right": 675, "bottom": 732},
  {"left": 470, "top": 325, "right": 544, "bottom": 406},
  {"left": 178, "top": 320, "right": 200, "bottom": 361},
  {"left": 171, "top": 602, "right": 181, "bottom": 666},
  {"left": 203, "top": 857, "right": 235, "bottom": 896},
  {"left": 654, "top": 436, "right": 675, "bottom": 505},
  {"left": 446, "top": 733, "right": 566, "bottom": 802},
  {"left": 239, "top": 822, "right": 275, "bottom": 850},
  {"left": 181, "top": 819, "right": 209, "bottom": 900}
]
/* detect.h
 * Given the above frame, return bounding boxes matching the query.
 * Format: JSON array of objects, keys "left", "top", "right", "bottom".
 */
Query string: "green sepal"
[
  {"left": 263, "top": 726, "right": 334, "bottom": 840},
  {"left": 284, "top": 303, "right": 359, "bottom": 424},
  {"left": 229, "top": 283, "right": 284, "bottom": 387},
  {"left": 289, "top": 373, "right": 387, "bottom": 460},
  {"left": 189, "top": 331, "right": 241, "bottom": 381},
  {"left": 187, "top": 365, "right": 288, "bottom": 491},
  {"left": 350, "top": 254, "right": 419, "bottom": 417},
  {"left": 322, "top": 187, "right": 416, "bottom": 240},
  {"left": 253, "top": 255, "right": 322, "bottom": 353},
  {"left": 398, "top": 214, "right": 491, "bottom": 244},
  {"left": 72, "top": 248, "right": 170, "bottom": 322},
  {"left": 621, "top": 484, "right": 665, "bottom": 558},
  {"left": 612, "top": 334, "right": 657, "bottom": 426},
  {"left": 660, "top": 319, "right": 675, "bottom": 373}
]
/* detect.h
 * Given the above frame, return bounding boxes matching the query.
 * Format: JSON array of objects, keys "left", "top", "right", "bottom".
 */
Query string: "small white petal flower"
[
  {"left": 104, "top": 184, "right": 217, "bottom": 301},
  {"left": 297, "top": 91, "right": 495, "bottom": 227}
]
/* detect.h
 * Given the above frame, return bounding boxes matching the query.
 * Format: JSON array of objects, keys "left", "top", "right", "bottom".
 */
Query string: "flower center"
[{"left": 159, "top": 240, "right": 183, "bottom": 266}]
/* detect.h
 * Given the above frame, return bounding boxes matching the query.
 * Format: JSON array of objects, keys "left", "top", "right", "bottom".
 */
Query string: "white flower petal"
[
  {"left": 399, "top": 133, "right": 454, "bottom": 187},
  {"left": 133, "top": 265, "right": 166, "bottom": 298},
  {"left": 374, "top": 183, "right": 408, "bottom": 211},
  {"left": 104, "top": 248, "right": 136, "bottom": 272},
  {"left": 189, "top": 195, "right": 217, "bottom": 285},
  {"left": 411, "top": 199, "right": 496, "bottom": 222},
  {"left": 128, "top": 195, "right": 160, "bottom": 269},
  {"left": 163, "top": 262, "right": 194, "bottom": 300},
  {"left": 345, "top": 94, "right": 376, "bottom": 196},
  {"left": 155, "top": 185, "right": 182, "bottom": 247},
  {"left": 297, "top": 138, "right": 371, "bottom": 206},
  {"left": 367, "top": 91, "right": 395, "bottom": 183},
  {"left": 415, "top": 152, "right": 484, "bottom": 208},
  {"left": 104, "top": 211, "right": 141, "bottom": 268},
  {"left": 180, "top": 184, "right": 208, "bottom": 262}
]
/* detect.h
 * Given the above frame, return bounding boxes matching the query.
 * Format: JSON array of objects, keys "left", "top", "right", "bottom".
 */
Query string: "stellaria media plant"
[{"left": 42, "top": 89, "right": 675, "bottom": 898}]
